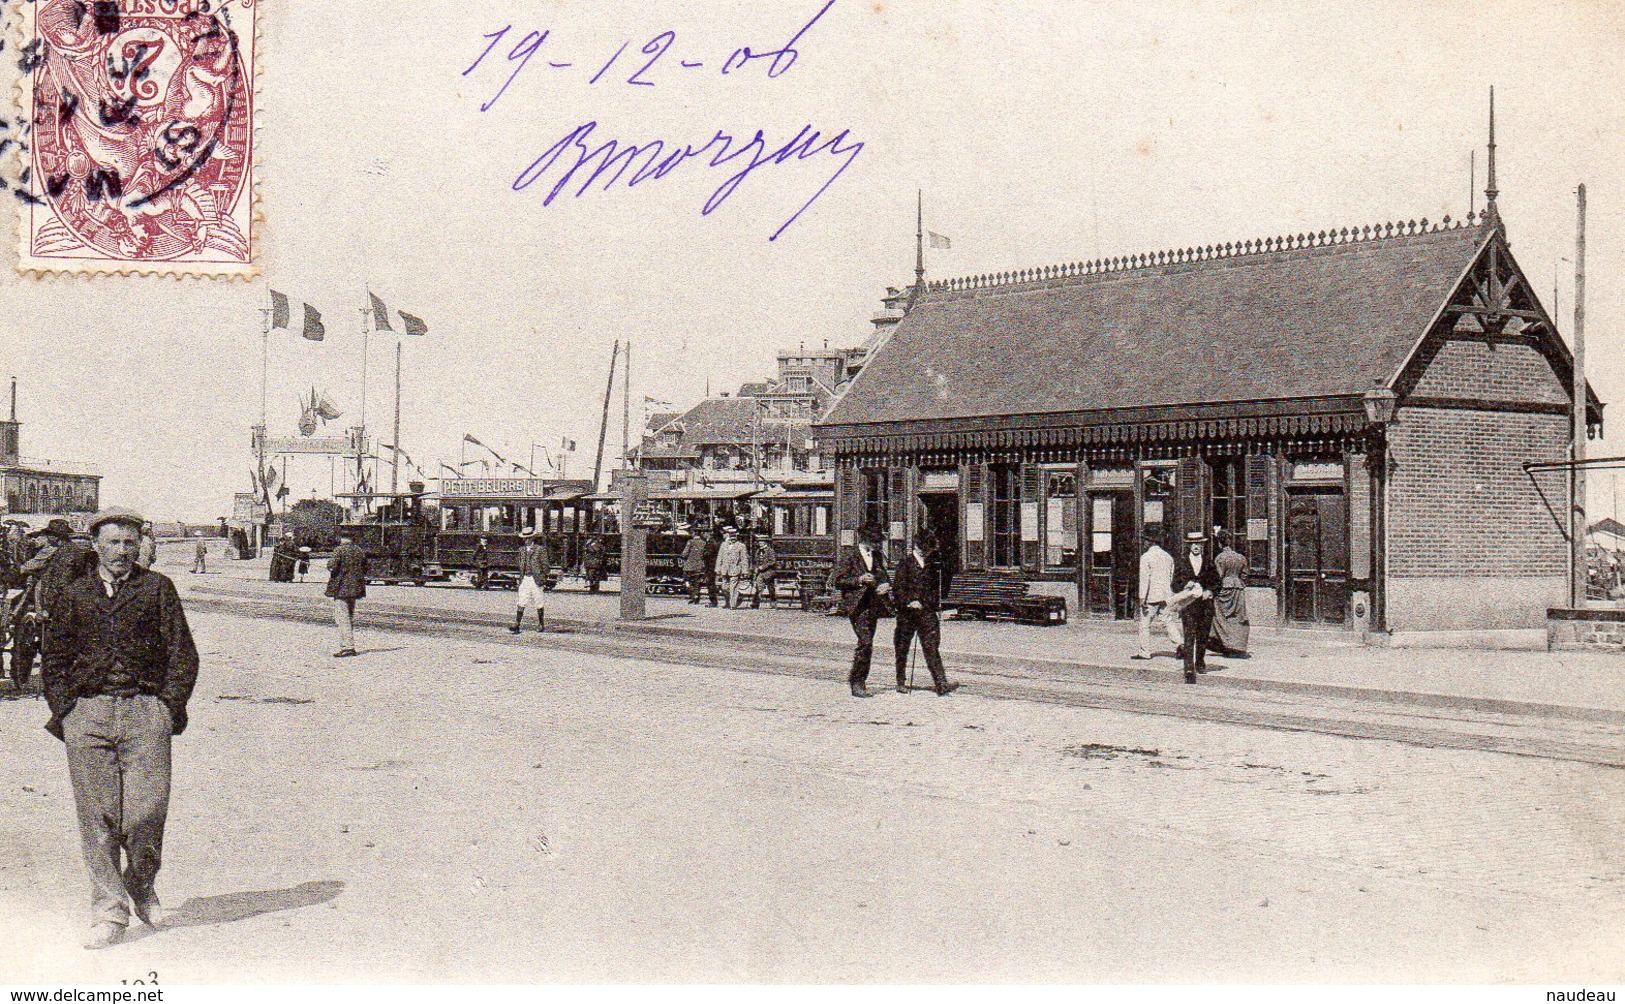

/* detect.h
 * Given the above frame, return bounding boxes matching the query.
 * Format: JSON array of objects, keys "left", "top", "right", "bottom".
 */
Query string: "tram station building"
[
  {"left": 816, "top": 210, "right": 1602, "bottom": 639},
  {"left": 0, "top": 380, "right": 100, "bottom": 518}
]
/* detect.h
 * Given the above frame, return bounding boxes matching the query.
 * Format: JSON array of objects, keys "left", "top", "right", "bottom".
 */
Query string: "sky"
[{"left": 2, "top": 0, "right": 1623, "bottom": 521}]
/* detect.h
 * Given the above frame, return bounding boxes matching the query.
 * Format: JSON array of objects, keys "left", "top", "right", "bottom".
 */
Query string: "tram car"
[
  {"left": 425, "top": 477, "right": 595, "bottom": 588},
  {"left": 335, "top": 486, "right": 441, "bottom": 585}
]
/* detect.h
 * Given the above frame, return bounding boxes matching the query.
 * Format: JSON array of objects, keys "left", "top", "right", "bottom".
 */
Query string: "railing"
[
  {"left": 6, "top": 456, "right": 101, "bottom": 476},
  {"left": 927, "top": 214, "right": 1483, "bottom": 295}
]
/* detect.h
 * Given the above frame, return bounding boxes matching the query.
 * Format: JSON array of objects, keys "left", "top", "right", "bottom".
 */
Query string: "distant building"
[{"left": 0, "top": 379, "right": 100, "bottom": 516}]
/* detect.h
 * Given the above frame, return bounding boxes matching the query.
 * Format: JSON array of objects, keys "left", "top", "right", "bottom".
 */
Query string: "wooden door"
[
  {"left": 1286, "top": 489, "right": 1349, "bottom": 624},
  {"left": 1086, "top": 491, "right": 1137, "bottom": 619}
]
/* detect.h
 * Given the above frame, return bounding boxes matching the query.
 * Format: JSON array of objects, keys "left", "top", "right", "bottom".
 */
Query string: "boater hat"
[
  {"left": 519, "top": 527, "right": 536, "bottom": 539},
  {"left": 1185, "top": 529, "right": 1207, "bottom": 542}
]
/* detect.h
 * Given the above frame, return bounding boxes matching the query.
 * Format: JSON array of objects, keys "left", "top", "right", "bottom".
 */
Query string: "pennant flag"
[
  {"left": 275, "top": 484, "right": 290, "bottom": 501},
  {"left": 463, "top": 433, "right": 484, "bottom": 447},
  {"left": 927, "top": 231, "right": 951, "bottom": 250},
  {"left": 561, "top": 437, "right": 577, "bottom": 451},
  {"left": 398, "top": 311, "right": 428, "bottom": 337},
  {"left": 302, "top": 304, "right": 325, "bottom": 342},
  {"left": 314, "top": 390, "right": 342, "bottom": 421},
  {"left": 368, "top": 292, "right": 393, "bottom": 332},
  {"left": 297, "top": 406, "right": 317, "bottom": 438},
  {"left": 269, "top": 290, "right": 291, "bottom": 329},
  {"left": 440, "top": 462, "right": 461, "bottom": 478}
]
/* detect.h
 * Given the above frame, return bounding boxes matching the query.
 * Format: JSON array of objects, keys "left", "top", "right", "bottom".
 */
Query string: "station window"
[{"left": 989, "top": 463, "right": 1021, "bottom": 568}]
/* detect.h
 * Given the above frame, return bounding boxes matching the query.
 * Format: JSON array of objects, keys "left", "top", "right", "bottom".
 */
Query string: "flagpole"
[
  {"left": 391, "top": 338, "right": 402, "bottom": 495},
  {"left": 622, "top": 341, "right": 631, "bottom": 471},
  {"left": 356, "top": 303, "right": 370, "bottom": 512},
  {"left": 258, "top": 306, "right": 270, "bottom": 550}
]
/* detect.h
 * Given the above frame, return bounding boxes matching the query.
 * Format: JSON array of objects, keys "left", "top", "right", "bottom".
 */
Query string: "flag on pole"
[
  {"left": 314, "top": 390, "right": 342, "bottom": 421},
  {"left": 302, "top": 304, "right": 325, "bottom": 342},
  {"left": 927, "top": 231, "right": 951, "bottom": 250},
  {"left": 269, "top": 290, "right": 291, "bottom": 329},
  {"left": 463, "top": 433, "right": 484, "bottom": 448},
  {"left": 368, "top": 292, "right": 393, "bottom": 332},
  {"left": 440, "top": 462, "right": 461, "bottom": 478},
  {"left": 398, "top": 311, "right": 428, "bottom": 337},
  {"left": 560, "top": 437, "right": 577, "bottom": 451}
]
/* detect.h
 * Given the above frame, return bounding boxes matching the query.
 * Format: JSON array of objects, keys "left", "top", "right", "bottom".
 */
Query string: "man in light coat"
[
  {"left": 714, "top": 526, "right": 751, "bottom": 609},
  {"left": 1133, "top": 531, "right": 1183, "bottom": 661}
]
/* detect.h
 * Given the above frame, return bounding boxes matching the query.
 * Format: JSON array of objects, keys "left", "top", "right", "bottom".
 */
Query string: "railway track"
[{"left": 187, "top": 589, "right": 1625, "bottom": 769}]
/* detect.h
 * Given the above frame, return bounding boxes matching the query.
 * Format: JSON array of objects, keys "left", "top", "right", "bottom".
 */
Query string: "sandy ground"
[{"left": 2, "top": 605, "right": 1622, "bottom": 984}]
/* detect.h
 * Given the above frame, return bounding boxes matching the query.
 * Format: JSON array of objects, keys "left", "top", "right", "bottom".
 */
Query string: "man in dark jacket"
[
  {"left": 679, "top": 533, "right": 707, "bottom": 604},
  {"left": 891, "top": 532, "right": 959, "bottom": 696},
  {"left": 513, "top": 527, "right": 549, "bottom": 634},
  {"left": 582, "top": 536, "right": 607, "bottom": 594},
  {"left": 829, "top": 521, "right": 892, "bottom": 698},
  {"left": 43, "top": 509, "right": 198, "bottom": 950},
  {"left": 702, "top": 527, "right": 722, "bottom": 607},
  {"left": 326, "top": 532, "right": 367, "bottom": 657},
  {"left": 473, "top": 537, "right": 491, "bottom": 590},
  {"left": 1170, "top": 529, "right": 1223, "bottom": 683},
  {"left": 749, "top": 536, "right": 779, "bottom": 609}
]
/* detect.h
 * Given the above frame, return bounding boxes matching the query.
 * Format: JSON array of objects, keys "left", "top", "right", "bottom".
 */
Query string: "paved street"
[{"left": 3, "top": 595, "right": 1623, "bottom": 982}]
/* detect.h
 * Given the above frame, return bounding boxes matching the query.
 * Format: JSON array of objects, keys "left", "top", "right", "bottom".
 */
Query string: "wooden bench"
[{"left": 943, "top": 570, "right": 1068, "bottom": 625}]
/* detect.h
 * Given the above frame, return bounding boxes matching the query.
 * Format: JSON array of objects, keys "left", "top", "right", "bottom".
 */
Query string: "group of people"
[
  {"left": 829, "top": 521, "right": 961, "bottom": 698},
  {"left": 679, "top": 525, "right": 782, "bottom": 609},
  {"left": 1136, "top": 526, "right": 1250, "bottom": 683},
  {"left": 266, "top": 532, "right": 312, "bottom": 582}
]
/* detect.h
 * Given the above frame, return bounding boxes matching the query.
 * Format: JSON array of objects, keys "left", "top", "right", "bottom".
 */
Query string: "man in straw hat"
[
  {"left": 512, "top": 526, "right": 549, "bottom": 634},
  {"left": 1169, "top": 528, "right": 1223, "bottom": 684},
  {"left": 42, "top": 508, "right": 198, "bottom": 949}
]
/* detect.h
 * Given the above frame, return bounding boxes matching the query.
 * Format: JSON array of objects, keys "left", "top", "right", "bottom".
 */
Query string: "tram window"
[
  {"left": 774, "top": 507, "right": 788, "bottom": 536},
  {"left": 814, "top": 505, "right": 829, "bottom": 537}
]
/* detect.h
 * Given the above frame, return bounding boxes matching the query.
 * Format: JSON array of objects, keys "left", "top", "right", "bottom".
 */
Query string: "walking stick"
[{"left": 909, "top": 630, "right": 919, "bottom": 692}]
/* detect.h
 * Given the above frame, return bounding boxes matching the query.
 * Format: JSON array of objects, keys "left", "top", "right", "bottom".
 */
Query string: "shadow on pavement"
[{"left": 165, "top": 879, "right": 345, "bottom": 929}]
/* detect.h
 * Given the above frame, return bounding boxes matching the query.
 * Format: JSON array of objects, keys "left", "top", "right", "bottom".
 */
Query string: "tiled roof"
[
  {"left": 821, "top": 220, "right": 1492, "bottom": 429},
  {"left": 669, "top": 397, "right": 758, "bottom": 445}
]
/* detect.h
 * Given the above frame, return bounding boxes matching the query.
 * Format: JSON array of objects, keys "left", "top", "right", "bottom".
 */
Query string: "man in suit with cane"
[
  {"left": 829, "top": 520, "right": 892, "bottom": 698},
  {"left": 891, "top": 530, "right": 960, "bottom": 696}
]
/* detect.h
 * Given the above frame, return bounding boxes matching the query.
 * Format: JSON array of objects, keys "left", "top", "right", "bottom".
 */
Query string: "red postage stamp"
[{"left": 17, "top": 0, "right": 258, "bottom": 276}]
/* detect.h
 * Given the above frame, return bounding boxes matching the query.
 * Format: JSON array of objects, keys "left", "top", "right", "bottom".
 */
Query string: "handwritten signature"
[
  {"left": 511, "top": 119, "right": 863, "bottom": 242},
  {"left": 465, "top": 1, "right": 835, "bottom": 111}
]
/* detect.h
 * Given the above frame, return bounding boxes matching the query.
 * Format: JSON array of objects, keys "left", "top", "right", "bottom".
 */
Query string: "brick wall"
[
  {"left": 1408, "top": 339, "right": 1568, "bottom": 404},
  {"left": 1388, "top": 408, "right": 1569, "bottom": 577}
]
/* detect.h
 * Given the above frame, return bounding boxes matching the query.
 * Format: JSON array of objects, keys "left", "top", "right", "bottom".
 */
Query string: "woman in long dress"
[{"left": 1211, "top": 529, "right": 1250, "bottom": 656}]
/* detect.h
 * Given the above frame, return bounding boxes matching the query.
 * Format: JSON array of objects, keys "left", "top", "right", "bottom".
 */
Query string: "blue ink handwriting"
[
  {"left": 463, "top": 1, "right": 836, "bottom": 110},
  {"left": 510, "top": 119, "right": 864, "bottom": 242}
]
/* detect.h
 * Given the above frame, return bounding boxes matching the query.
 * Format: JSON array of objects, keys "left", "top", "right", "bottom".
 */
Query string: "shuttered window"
[
  {"left": 990, "top": 463, "right": 1021, "bottom": 568},
  {"left": 963, "top": 464, "right": 986, "bottom": 570},
  {"left": 1245, "top": 454, "right": 1273, "bottom": 575}
]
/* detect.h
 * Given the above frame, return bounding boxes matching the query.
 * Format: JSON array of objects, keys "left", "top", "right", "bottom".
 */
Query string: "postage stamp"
[{"left": 15, "top": 0, "right": 258, "bottom": 277}]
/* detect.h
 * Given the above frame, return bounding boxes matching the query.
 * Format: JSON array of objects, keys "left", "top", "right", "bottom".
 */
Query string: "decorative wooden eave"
[
  {"left": 817, "top": 395, "right": 1370, "bottom": 457},
  {"left": 1391, "top": 224, "right": 1605, "bottom": 432}
]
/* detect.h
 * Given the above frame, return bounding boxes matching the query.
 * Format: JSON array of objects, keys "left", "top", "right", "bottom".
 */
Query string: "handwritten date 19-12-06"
[{"left": 463, "top": 1, "right": 835, "bottom": 111}]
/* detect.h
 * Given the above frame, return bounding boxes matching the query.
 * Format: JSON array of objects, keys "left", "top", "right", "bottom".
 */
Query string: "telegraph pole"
[{"left": 1572, "top": 184, "right": 1588, "bottom": 607}]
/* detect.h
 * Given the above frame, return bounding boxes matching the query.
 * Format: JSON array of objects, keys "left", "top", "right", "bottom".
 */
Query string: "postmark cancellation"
[{"left": 14, "top": 0, "right": 258, "bottom": 277}]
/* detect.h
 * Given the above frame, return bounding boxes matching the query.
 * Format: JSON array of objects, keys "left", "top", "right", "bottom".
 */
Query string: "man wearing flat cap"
[
  {"left": 42, "top": 508, "right": 198, "bottom": 949},
  {"left": 1169, "top": 528, "right": 1223, "bottom": 684}
]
